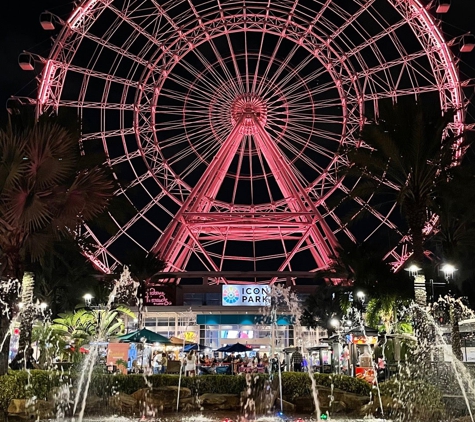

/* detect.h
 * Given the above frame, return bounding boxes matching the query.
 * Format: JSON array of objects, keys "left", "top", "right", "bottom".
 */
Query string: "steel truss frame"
[{"left": 21, "top": 0, "right": 466, "bottom": 279}]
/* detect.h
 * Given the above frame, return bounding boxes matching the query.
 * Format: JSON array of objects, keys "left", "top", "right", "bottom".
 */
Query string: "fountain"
[
  {"left": 70, "top": 267, "right": 137, "bottom": 422},
  {"left": 260, "top": 284, "right": 323, "bottom": 420},
  {"left": 4, "top": 269, "right": 475, "bottom": 422}
]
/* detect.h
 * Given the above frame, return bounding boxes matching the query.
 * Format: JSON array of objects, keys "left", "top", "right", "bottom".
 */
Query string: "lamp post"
[
  {"left": 439, "top": 264, "right": 462, "bottom": 360},
  {"left": 441, "top": 264, "right": 457, "bottom": 281},
  {"left": 356, "top": 291, "right": 366, "bottom": 312},
  {"left": 330, "top": 318, "right": 342, "bottom": 374},
  {"left": 83, "top": 294, "right": 93, "bottom": 308},
  {"left": 356, "top": 291, "right": 365, "bottom": 304},
  {"left": 405, "top": 264, "right": 426, "bottom": 306}
]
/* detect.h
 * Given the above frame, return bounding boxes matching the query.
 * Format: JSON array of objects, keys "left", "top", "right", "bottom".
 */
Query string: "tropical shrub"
[
  {"left": 377, "top": 378, "right": 445, "bottom": 421},
  {"left": 0, "top": 369, "right": 373, "bottom": 415},
  {"left": 280, "top": 372, "right": 371, "bottom": 399}
]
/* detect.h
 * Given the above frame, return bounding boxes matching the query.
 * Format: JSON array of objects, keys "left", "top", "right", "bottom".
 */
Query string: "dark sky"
[
  {"left": 1, "top": 0, "right": 474, "bottom": 121},
  {"left": 0, "top": 0, "right": 73, "bottom": 120},
  {"left": 1, "top": 0, "right": 475, "bottom": 274}
]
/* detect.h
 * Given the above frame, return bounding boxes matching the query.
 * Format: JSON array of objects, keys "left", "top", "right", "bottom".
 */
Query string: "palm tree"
[
  {"left": 344, "top": 98, "right": 464, "bottom": 304},
  {"left": 301, "top": 284, "right": 350, "bottom": 330},
  {"left": 31, "top": 322, "right": 67, "bottom": 368},
  {"left": 430, "top": 168, "right": 475, "bottom": 268},
  {"left": 0, "top": 120, "right": 114, "bottom": 374},
  {"left": 51, "top": 305, "right": 135, "bottom": 349},
  {"left": 125, "top": 249, "right": 165, "bottom": 328},
  {"left": 303, "top": 242, "right": 411, "bottom": 332},
  {"left": 32, "top": 238, "right": 101, "bottom": 317}
]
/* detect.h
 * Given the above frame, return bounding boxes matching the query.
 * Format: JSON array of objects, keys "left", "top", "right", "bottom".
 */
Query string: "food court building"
[{"left": 127, "top": 272, "right": 327, "bottom": 353}]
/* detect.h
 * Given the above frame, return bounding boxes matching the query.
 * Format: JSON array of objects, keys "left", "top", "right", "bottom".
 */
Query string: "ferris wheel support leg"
[
  {"left": 252, "top": 117, "right": 338, "bottom": 268},
  {"left": 152, "top": 118, "right": 247, "bottom": 270}
]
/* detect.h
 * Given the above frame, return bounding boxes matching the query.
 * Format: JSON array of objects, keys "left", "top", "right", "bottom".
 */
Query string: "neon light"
[
  {"left": 68, "top": 0, "right": 98, "bottom": 29},
  {"left": 37, "top": 60, "right": 55, "bottom": 106}
]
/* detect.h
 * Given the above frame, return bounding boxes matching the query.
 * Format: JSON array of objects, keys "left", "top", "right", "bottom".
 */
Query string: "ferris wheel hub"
[{"left": 230, "top": 93, "right": 267, "bottom": 135}]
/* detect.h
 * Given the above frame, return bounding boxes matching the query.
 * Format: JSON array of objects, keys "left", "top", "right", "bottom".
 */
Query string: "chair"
[{"left": 166, "top": 360, "right": 182, "bottom": 374}]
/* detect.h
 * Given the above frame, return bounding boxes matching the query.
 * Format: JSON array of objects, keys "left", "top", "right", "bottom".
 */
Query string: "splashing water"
[
  {"left": 409, "top": 299, "right": 475, "bottom": 421},
  {"left": 0, "top": 278, "right": 21, "bottom": 353},
  {"left": 72, "top": 267, "right": 136, "bottom": 422},
  {"left": 176, "top": 308, "right": 195, "bottom": 412},
  {"left": 260, "top": 285, "right": 323, "bottom": 420}
]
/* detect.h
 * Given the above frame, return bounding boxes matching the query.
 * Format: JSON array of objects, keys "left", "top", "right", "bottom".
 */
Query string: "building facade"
[{"left": 127, "top": 281, "right": 327, "bottom": 353}]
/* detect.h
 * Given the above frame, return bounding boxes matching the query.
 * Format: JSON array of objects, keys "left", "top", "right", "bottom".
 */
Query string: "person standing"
[
  {"left": 341, "top": 345, "right": 350, "bottom": 374},
  {"left": 185, "top": 350, "right": 196, "bottom": 377},
  {"left": 291, "top": 349, "right": 303, "bottom": 372},
  {"left": 262, "top": 353, "right": 269, "bottom": 372},
  {"left": 152, "top": 352, "right": 160, "bottom": 374},
  {"left": 160, "top": 352, "right": 168, "bottom": 374},
  {"left": 271, "top": 352, "right": 280, "bottom": 373}
]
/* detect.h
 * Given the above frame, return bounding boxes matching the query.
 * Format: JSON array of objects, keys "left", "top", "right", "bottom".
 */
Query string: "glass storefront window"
[
  {"left": 183, "top": 293, "right": 204, "bottom": 305},
  {"left": 205, "top": 293, "right": 221, "bottom": 305}
]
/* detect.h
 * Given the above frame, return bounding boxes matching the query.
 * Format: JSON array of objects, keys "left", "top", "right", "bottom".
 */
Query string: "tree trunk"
[
  {"left": 18, "top": 272, "right": 35, "bottom": 352},
  {"left": 411, "top": 224, "right": 427, "bottom": 306},
  {"left": 414, "top": 274, "right": 427, "bottom": 307},
  {"left": 450, "top": 302, "right": 463, "bottom": 361}
]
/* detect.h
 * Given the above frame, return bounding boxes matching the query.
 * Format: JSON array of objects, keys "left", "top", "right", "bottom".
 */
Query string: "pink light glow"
[
  {"left": 30, "top": 0, "right": 467, "bottom": 277},
  {"left": 67, "top": 0, "right": 98, "bottom": 29},
  {"left": 37, "top": 60, "right": 55, "bottom": 110}
]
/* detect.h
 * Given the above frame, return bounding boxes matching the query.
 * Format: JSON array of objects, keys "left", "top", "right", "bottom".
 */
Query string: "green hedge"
[
  {"left": 0, "top": 370, "right": 370, "bottom": 413},
  {"left": 280, "top": 372, "right": 371, "bottom": 399},
  {"left": 377, "top": 379, "right": 445, "bottom": 421}
]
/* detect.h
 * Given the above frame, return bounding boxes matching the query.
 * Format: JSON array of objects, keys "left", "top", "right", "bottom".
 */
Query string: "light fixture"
[
  {"left": 83, "top": 293, "right": 93, "bottom": 307},
  {"left": 405, "top": 264, "right": 421, "bottom": 277},
  {"left": 441, "top": 264, "right": 457, "bottom": 280}
]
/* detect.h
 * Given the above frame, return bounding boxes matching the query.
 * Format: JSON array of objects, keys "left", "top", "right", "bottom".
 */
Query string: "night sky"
[
  {"left": 1, "top": 0, "right": 475, "bottom": 276},
  {"left": 1, "top": 1, "right": 475, "bottom": 120}
]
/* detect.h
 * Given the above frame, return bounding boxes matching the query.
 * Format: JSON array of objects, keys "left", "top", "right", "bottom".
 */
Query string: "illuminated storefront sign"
[
  {"left": 144, "top": 285, "right": 175, "bottom": 306},
  {"left": 222, "top": 285, "right": 270, "bottom": 306}
]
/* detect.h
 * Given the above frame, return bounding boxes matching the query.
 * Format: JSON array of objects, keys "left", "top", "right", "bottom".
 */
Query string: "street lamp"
[
  {"left": 356, "top": 291, "right": 366, "bottom": 307},
  {"left": 441, "top": 264, "right": 457, "bottom": 281},
  {"left": 329, "top": 318, "right": 343, "bottom": 374},
  {"left": 83, "top": 293, "right": 93, "bottom": 307},
  {"left": 405, "top": 264, "right": 426, "bottom": 306},
  {"left": 405, "top": 264, "right": 421, "bottom": 277},
  {"left": 330, "top": 318, "right": 340, "bottom": 329}
]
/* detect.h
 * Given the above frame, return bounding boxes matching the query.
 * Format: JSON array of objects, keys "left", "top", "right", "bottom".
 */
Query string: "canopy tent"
[
  {"left": 117, "top": 328, "right": 173, "bottom": 345},
  {"left": 169, "top": 336, "right": 195, "bottom": 346},
  {"left": 216, "top": 342, "right": 252, "bottom": 353},
  {"left": 183, "top": 343, "right": 210, "bottom": 352}
]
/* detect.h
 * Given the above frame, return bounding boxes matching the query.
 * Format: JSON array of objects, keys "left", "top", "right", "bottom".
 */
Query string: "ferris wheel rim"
[{"left": 29, "top": 0, "right": 466, "bottom": 274}]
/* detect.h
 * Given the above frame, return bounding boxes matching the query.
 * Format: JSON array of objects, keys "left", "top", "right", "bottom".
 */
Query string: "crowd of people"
[{"left": 178, "top": 350, "right": 310, "bottom": 376}]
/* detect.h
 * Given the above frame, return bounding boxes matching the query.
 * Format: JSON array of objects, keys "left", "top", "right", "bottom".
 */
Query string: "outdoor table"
[{"left": 215, "top": 365, "right": 230, "bottom": 375}]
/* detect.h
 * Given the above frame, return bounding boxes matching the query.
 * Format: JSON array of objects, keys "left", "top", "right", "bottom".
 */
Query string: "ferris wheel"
[{"left": 18, "top": 0, "right": 466, "bottom": 281}]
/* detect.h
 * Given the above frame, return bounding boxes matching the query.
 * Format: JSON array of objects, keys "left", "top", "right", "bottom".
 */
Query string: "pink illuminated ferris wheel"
[{"left": 22, "top": 0, "right": 466, "bottom": 281}]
